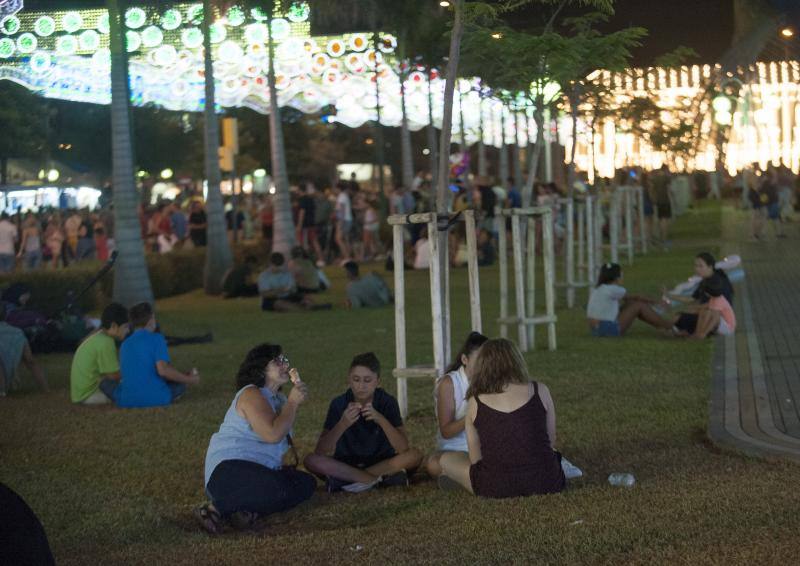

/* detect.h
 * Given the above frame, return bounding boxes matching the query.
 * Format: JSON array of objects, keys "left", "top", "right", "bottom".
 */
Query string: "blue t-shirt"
[
  {"left": 116, "top": 329, "right": 172, "bottom": 408},
  {"left": 508, "top": 188, "right": 522, "bottom": 208},
  {"left": 171, "top": 212, "right": 188, "bottom": 239}
]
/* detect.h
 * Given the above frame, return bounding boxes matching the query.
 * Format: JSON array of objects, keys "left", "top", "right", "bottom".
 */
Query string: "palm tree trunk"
[
  {"left": 568, "top": 92, "right": 579, "bottom": 197},
  {"left": 267, "top": 14, "right": 296, "bottom": 257},
  {"left": 511, "top": 111, "right": 523, "bottom": 187},
  {"left": 108, "top": 0, "right": 153, "bottom": 307},
  {"left": 427, "top": 65, "right": 438, "bottom": 210},
  {"left": 202, "top": 0, "right": 232, "bottom": 294},
  {"left": 400, "top": 75, "right": 415, "bottom": 191},
  {"left": 373, "top": 31, "right": 387, "bottom": 213}
]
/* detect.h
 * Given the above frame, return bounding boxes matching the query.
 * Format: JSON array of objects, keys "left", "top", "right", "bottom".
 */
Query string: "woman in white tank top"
[{"left": 426, "top": 332, "right": 488, "bottom": 478}]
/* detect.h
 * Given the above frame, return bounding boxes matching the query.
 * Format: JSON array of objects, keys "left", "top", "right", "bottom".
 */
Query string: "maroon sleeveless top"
[{"left": 469, "top": 382, "right": 565, "bottom": 498}]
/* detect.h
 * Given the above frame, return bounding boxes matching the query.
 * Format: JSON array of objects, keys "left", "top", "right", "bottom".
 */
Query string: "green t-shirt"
[{"left": 70, "top": 331, "right": 119, "bottom": 402}]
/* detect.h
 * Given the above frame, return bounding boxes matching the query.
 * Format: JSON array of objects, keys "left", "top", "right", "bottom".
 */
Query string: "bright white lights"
[
  {"left": 47, "top": 169, "right": 60, "bottom": 183},
  {"left": 160, "top": 168, "right": 174, "bottom": 180},
  {"left": 254, "top": 168, "right": 267, "bottom": 178}
]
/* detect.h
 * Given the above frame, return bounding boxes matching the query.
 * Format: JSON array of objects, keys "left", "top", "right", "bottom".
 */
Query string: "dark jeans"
[
  {"left": 99, "top": 379, "right": 186, "bottom": 403},
  {"left": 206, "top": 459, "right": 316, "bottom": 518}
]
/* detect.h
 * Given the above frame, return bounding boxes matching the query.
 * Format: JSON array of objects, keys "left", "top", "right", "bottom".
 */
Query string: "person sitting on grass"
[
  {"left": 288, "top": 246, "right": 326, "bottom": 293},
  {"left": 101, "top": 302, "right": 200, "bottom": 408},
  {"left": 668, "top": 252, "right": 734, "bottom": 336},
  {"left": 195, "top": 344, "right": 315, "bottom": 535},
  {"left": 343, "top": 261, "right": 391, "bottom": 309},
  {"left": 426, "top": 331, "right": 488, "bottom": 479},
  {"left": 70, "top": 302, "right": 129, "bottom": 405},
  {"left": 0, "top": 302, "right": 48, "bottom": 397},
  {"left": 222, "top": 255, "right": 259, "bottom": 298},
  {"left": 586, "top": 263, "right": 672, "bottom": 337},
  {"left": 304, "top": 352, "right": 422, "bottom": 493},
  {"left": 258, "top": 252, "right": 331, "bottom": 312},
  {"left": 687, "top": 275, "right": 737, "bottom": 340},
  {"left": 437, "top": 338, "right": 566, "bottom": 498}
]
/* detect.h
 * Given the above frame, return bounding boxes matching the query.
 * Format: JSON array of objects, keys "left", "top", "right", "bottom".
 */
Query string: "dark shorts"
[
  {"left": 674, "top": 312, "right": 699, "bottom": 334},
  {"left": 644, "top": 201, "right": 654, "bottom": 216},
  {"left": 591, "top": 320, "right": 621, "bottom": 337},
  {"left": 767, "top": 203, "right": 780, "bottom": 220},
  {"left": 337, "top": 451, "right": 396, "bottom": 470},
  {"left": 657, "top": 203, "right": 672, "bottom": 219},
  {"left": 261, "top": 293, "right": 304, "bottom": 311}
]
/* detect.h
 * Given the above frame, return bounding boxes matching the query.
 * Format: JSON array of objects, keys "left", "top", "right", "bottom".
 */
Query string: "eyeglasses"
[{"left": 275, "top": 354, "right": 290, "bottom": 367}]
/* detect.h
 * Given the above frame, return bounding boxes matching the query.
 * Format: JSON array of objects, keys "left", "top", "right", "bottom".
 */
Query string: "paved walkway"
[{"left": 709, "top": 212, "right": 800, "bottom": 461}]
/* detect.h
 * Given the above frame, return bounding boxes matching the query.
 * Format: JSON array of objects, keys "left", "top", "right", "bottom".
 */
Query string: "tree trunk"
[
  {"left": 499, "top": 104, "right": 509, "bottom": 189},
  {"left": 202, "top": 0, "right": 232, "bottom": 294},
  {"left": 108, "top": 0, "right": 153, "bottom": 308},
  {"left": 427, "top": 66, "right": 438, "bottom": 211},
  {"left": 522, "top": 104, "right": 545, "bottom": 207},
  {"left": 373, "top": 31, "right": 387, "bottom": 213},
  {"left": 436, "top": 1, "right": 463, "bottom": 212},
  {"left": 267, "top": 15, "right": 295, "bottom": 257},
  {"left": 477, "top": 97, "right": 487, "bottom": 177},
  {"left": 512, "top": 111, "right": 523, "bottom": 187},
  {"left": 568, "top": 93, "right": 579, "bottom": 197},
  {"left": 0, "top": 156, "right": 7, "bottom": 185},
  {"left": 400, "top": 73, "right": 414, "bottom": 191}
]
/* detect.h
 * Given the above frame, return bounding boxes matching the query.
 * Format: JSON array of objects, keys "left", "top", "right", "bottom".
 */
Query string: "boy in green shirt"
[{"left": 70, "top": 303, "right": 129, "bottom": 405}]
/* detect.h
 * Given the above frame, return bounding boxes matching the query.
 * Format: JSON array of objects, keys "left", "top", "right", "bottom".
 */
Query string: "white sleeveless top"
[{"left": 434, "top": 367, "right": 469, "bottom": 452}]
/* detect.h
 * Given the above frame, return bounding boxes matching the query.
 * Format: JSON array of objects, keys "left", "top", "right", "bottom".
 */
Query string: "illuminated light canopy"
[
  {"left": 244, "top": 23, "right": 267, "bottom": 44},
  {"left": 97, "top": 13, "right": 109, "bottom": 34},
  {"left": 251, "top": 7, "right": 268, "bottom": 21},
  {"left": 181, "top": 27, "right": 203, "bottom": 49},
  {"left": 0, "top": 37, "right": 14, "bottom": 58},
  {"left": 16, "top": 31, "right": 36, "bottom": 53},
  {"left": 186, "top": 4, "right": 204, "bottom": 25},
  {"left": 531, "top": 80, "right": 561, "bottom": 103},
  {"left": 56, "top": 35, "right": 78, "bottom": 56},
  {"left": 226, "top": 6, "right": 245, "bottom": 27},
  {"left": 62, "top": 11, "right": 83, "bottom": 33},
  {"left": 209, "top": 22, "right": 226, "bottom": 44},
  {"left": 34, "top": 15, "right": 55, "bottom": 37},
  {"left": 218, "top": 40, "right": 242, "bottom": 63},
  {"left": 125, "top": 7, "right": 147, "bottom": 29},
  {"left": 79, "top": 29, "right": 100, "bottom": 51},
  {"left": 30, "top": 51, "right": 51, "bottom": 73},
  {"left": 349, "top": 34, "right": 367, "bottom": 52},
  {"left": 1, "top": 15, "right": 21, "bottom": 35},
  {"left": 270, "top": 18, "right": 290, "bottom": 41},
  {"left": 287, "top": 2, "right": 310, "bottom": 23},
  {"left": 153, "top": 44, "right": 177, "bottom": 66},
  {"left": 141, "top": 25, "right": 163, "bottom": 48},
  {"left": 712, "top": 95, "right": 732, "bottom": 114},
  {"left": 126, "top": 30, "right": 141, "bottom": 53},
  {"left": 161, "top": 9, "right": 181, "bottom": 31},
  {"left": 327, "top": 38, "right": 344, "bottom": 57}
]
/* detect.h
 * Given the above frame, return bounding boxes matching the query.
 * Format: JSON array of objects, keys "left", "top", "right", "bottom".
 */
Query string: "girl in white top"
[
  {"left": 426, "top": 332, "right": 488, "bottom": 478},
  {"left": 586, "top": 263, "right": 672, "bottom": 337}
]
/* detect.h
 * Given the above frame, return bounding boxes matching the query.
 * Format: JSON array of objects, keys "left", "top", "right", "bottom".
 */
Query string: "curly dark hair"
[{"left": 236, "top": 343, "right": 282, "bottom": 389}]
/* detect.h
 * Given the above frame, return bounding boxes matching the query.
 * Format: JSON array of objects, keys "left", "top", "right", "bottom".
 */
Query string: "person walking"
[{"left": 17, "top": 215, "right": 43, "bottom": 270}]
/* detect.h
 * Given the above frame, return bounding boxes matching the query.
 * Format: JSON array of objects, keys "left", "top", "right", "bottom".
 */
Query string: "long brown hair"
[{"left": 466, "top": 339, "right": 530, "bottom": 399}]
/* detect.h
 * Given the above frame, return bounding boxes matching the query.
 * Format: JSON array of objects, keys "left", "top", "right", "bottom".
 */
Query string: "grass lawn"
[{"left": 2, "top": 202, "right": 799, "bottom": 565}]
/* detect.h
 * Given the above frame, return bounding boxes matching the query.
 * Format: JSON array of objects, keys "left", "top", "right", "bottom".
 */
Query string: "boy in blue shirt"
[
  {"left": 304, "top": 353, "right": 422, "bottom": 493},
  {"left": 101, "top": 302, "right": 199, "bottom": 408}
]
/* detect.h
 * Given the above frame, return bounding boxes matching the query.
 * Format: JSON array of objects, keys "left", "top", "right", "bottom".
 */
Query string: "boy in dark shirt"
[{"left": 304, "top": 353, "right": 422, "bottom": 492}]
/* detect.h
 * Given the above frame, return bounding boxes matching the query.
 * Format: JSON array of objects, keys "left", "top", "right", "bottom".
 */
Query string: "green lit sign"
[
  {"left": 161, "top": 9, "right": 181, "bottom": 31},
  {"left": 126, "top": 30, "right": 141, "bottom": 52},
  {"left": 0, "top": 37, "right": 14, "bottom": 58},
  {"left": 226, "top": 6, "right": 245, "bottom": 27},
  {"left": 34, "top": 16, "right": 55, "bottom": 37},
  {"left": 1, "top": 15, "right": 21, "bottom": 35},
  {"left": 181, "top": 27, "right": 203, "bottom": 49},
  {"left": 141, "top": 25, "right": 163, "bottom": 48},
  {"left": 17, "top": 32, "right": 36, "bottom": 53},
  {"left": 187, "top": 4, "right": 203, "bottom": 25},
  {"left": 125, "top": 7, "right": 146, "bottom": 29},
  {"left": 62, "top": 11, "right": 83, "bottom": 33},
  {"left": 79, "top": 29, "right": 100, "bottom": 51},
  {"left": 56, "top": 35, "right": 78, "bottom": 55},
  {"left": 97, "top": 13, "right": 109, "bottom": 34}
]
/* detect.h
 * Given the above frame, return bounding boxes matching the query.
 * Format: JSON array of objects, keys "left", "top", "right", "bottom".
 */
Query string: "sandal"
[
  {"left": 229, "top": 510, "right": 268, "bottom": 533},
  {"left": 194, "top": 503, "right": 223, "bottom": 535}
]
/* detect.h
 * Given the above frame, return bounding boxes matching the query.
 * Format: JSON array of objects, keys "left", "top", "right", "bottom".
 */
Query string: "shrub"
[{"left": 0, "top": 265, "right": 105, "bottom": 316}]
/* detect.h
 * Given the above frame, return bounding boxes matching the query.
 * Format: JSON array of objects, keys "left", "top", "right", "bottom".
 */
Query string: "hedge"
[{"left": 0, "top": 240, "right": 272, "bottom": 315}]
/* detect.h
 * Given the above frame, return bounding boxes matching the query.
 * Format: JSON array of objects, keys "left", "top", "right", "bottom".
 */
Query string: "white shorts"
[
  {"left": 717, "top": 318, "right": 734, "bottom": 336},
  {"left": 79, "top": 389, "right": 111, "bottom": 405}
]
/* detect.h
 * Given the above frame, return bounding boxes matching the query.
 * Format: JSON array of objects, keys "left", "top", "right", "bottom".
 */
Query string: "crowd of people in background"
[{"left": 2, "top": 160, "right": 797, "bottom": 277}]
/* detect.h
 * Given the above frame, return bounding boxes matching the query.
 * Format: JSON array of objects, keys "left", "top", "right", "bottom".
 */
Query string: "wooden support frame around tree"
[
  {"left": 556, "top": 196, "right": 596, "bottom": 308},
  {"left": 388, "top": 209, "right": 482, "bottom": 419},
  {"left": 496, "top": 207, "right": 557, "bottom": 352}
]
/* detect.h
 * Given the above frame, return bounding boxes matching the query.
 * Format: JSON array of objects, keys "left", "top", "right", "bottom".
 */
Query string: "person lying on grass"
[
  {"left": 437, "top": 339, "right": 566, "bottom": 498},
  {"left": 685, "top": 275, "right": 737, "bottom": 340},
  {"left": 100, "top": 302, "right": 200, "bottom": 408},
  {"left": 586, "top": 262, "right": 672, "bottom": 337},
  {"left": 426, "top": 332, "right": 584, "bottom": 483},
  {"left": 304, "top": 352, "right": 422, "bottom": 493},
  {"left": 667, "top": 252, "right": 734, "bottom": 336},
  {"left": 196, "top": 344, "right": 315, "bottom": 535},
  {"left": 70, "top": 302, "right": 129, "bottom": 405}
]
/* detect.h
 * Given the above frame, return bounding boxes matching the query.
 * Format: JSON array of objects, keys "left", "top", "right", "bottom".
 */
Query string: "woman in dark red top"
[{"left": 439, "top": 338, "right": 565, "bottom": 498}]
